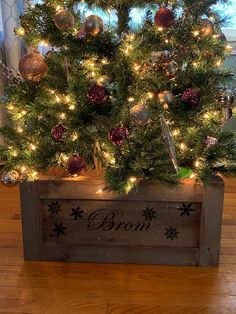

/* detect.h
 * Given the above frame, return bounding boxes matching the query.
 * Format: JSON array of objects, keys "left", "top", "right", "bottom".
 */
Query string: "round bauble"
[
  {"left": 200, "top": 19, "right": 215, "bottom": 36},
  {"left": 205, "top": 136, "right": 218, "bottom": 147},
  {"left": 109, "top": 126, "right": 129, "bottom": 146},
  {"left": 88, "top": 84, "right": 109, "bottom": 104},
  {"left": 164, "top": 61, "right": 179, "bottom": 78},
  {"left": 154, "top": 7, "right": 175, "bottom": 28},
  {"left": 67, "top": 155, "right": 86, "bottom": 176},
  {"left": 158, "top": 91, "right": 175, "bottom": 105},
  {"left": 54, "top": 10, "right": 75, "bottom": 31},
  {"left": 84, "top": 15, "right": 103, "bottom": 36},
  {"left": 1, "top": 170, "right": 20, "bottom": 187},
  {"left": 51, "top": 124, "right": 67, "bottom": 142},
  {"left": 19, "top": 51, "right": 48, "bottom": 81},
  {"left": 130, "top": 104, "right": 150, "bottom": 125},
  {"left": 181, "top": 87, "right": 200, "bottom": 106},
  {"left": 218, "top": 89, "right": 234, "bottom": 107},
  {"left": 77, "top": 28, "right": 87, "bottom": 40}
]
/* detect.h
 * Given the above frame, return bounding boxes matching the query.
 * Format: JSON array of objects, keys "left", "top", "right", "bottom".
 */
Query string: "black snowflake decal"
[
  {"left": 178, "top": 203, "right": 194, "bottom": 216},
  {"left": 142, "top": 207, "right": 156, "bottom": 221},
  {"left": 164, "top": 226, "right": 179, "bottom": 240},
  {"left": 53, "top": 222, "right": 66, "bottom": 237},
  {"left": 69, "top": 206, "right": 85, "bottom": 220},
  {"left": 48, "top": 201, "right": 61, "bottom": 216}
]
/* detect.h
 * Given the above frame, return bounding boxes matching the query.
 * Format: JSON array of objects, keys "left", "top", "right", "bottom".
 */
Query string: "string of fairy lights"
[{"left": 1, "top": 0, "right": 234, "bottom": 191}]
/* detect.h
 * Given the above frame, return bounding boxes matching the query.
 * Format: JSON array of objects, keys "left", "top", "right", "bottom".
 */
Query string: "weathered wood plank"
[
  {"left": 199, "top": 180, "right": 224, "bottom": 266},
  {"left": 19, "top": 182, "right": 42, "bottom": 261},
  {"left": 41, "top": 199, "right": 201, "bottom": 223},
  {"left": 43, "top": 219, "right": 200, "bottom": 248},
  {"left": 42, "top": 244, "right": 199, "bottom": 266},
  {"left": 39, "top": 178, "right": 203, "bottom": 202}
]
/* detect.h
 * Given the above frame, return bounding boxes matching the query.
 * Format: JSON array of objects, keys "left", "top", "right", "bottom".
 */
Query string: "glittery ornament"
[
  {"left": 130, "top": 104, "right": 150, "bottom": 125},
  {"left": 51, "top": 124, "right": 67, "bottom": 142},
  {"left": 158, "top": 91, "right": 175, "bottom": 105},
  {"left": 77, "top": 28, "right": 87, "bottom": 40},
  {"left": 1, "top": 170, "right": 20, "bottom": 187},
  {"left": 205, "top": 136, "right": 218, "bottom": 147},
  {"left": 148, "top": 50, "right": 171, "bottom": 64},
  {"left": 88, "top": 84, "right": 109, "bottom": 104},
  {"left": 54, "top": 10, "right": 75, "bottom": 31},
  {"left": 109, "top": 126, "right": 129, "bottom": 146},
  {"left": 154, "top": 7, "right": 175, "bottom": 28},
  {"left": 67, "top": 155, "right": 86, "bottom": 176},
  {"left": 160, "top": 117, "right": 178, "bottom": 172},
  {"left": 200, "top": 19, "right": 215, "bottom": 36},
  {"left": 181, "top": 88, "right": 200, "bottom": 106},
  {"left": 218, "top": 89, "right": 234, "bottom": 107},
  {"left": 84, "top": 15, "right": 103, "bottom": 36},
  {"left": 164, "top": 61, "right": 179, "bottom": 78},
  {"left": 19, "top": 51, "right": 48, "bottom": 81}
]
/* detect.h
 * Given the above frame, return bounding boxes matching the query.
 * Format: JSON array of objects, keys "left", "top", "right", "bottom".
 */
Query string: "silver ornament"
[
  {"left": 160, "top": 117, "right": 178, "bottom": 172},
  {"left": 130, "top": 104, "right": 150, "bottom": 125},
  {"left": 165, "top": 61, "right": 179, "bottom": 78},
  {"left": 219, "top": 89, "right": 235, "bottom": 123},
  {"left": 205, "top": 136, "right": 218, "bottom": 147},
  {"left": 149, "top": 50, "right": 170, "bottom": 63},
  {"left": 1, "top": 170, "right": 20, "bottom": 187},
  {"left": 200, "top": 19, "right": 215, "bottom": 36},
  {"left": 218, "top": 89, "right": 235, "bottom": 107},
  {"left": 158, "top": 91, "right": 175, "bottom": 105}
]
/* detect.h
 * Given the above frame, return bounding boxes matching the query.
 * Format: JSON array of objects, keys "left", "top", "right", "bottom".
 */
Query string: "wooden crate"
[{"left": 19, "top": 174, "right": 224, "bottom": 266}]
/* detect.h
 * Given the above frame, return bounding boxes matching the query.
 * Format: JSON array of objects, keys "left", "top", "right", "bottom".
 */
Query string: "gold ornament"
[
  {"left": 19, "top": 51, "right": 48, "bottom": 81},
  {"left": 1, "top": 170, "right": 20, "bottom": 187},
  {"left": 54, "top": 10, "right": 75, "bottom": 31},
  {"left": 84, "top": 15, "right": 103, "bottom": 36}
]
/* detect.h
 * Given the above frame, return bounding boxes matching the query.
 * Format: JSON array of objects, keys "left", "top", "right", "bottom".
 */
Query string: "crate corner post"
[
  {"left": 20, "top": 180, "right": 42, "bottom": 261},
  {"left": 199, "top": 180, "right": 224, "bottom": 267}
]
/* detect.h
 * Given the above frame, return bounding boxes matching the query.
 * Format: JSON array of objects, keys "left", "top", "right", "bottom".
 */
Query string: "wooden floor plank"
[{"left": 107, "top": 304, "right": 235, "bottom": 314}]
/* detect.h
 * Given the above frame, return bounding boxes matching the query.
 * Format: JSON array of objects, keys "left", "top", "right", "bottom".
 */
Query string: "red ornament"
[
  {"left": 67, "top": 155, "right": 86, "bottom": 176},
  {"left": 181, "top": 88, "right": 200, "bottom": 106},
  {"left": 154, "top": 7, "right": 175, "bottom": 28},
  {"left": 77, "top": 28, "right": 86, "bottom": 40},
  {"left": 109, "top": 126, "right": 129, "bottom": 146},
  {"left": 51, "top": 124, "right": 67, "bottom": 142},
  {"left": 88, "top": 84, "right": 109, "bottom": 104}
]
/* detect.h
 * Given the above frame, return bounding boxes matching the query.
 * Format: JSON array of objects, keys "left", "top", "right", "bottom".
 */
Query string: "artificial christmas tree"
[{"left": 0, "top": 0, "right": 235, "bottom": 265}]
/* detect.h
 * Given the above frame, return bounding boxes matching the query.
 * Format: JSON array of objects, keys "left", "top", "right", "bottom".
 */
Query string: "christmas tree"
[{"left": 0, "top": 0, "right": 236, "bottom": 193}]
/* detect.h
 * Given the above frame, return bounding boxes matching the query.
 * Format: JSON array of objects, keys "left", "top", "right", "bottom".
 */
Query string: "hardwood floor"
[{"left": 0, "top": 179, "right": 236, "bottom": 313}]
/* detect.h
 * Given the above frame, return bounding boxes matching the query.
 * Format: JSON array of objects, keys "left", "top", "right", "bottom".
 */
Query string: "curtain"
[{"left": 0, "top": 0, "right": 27, "bottom": 132}]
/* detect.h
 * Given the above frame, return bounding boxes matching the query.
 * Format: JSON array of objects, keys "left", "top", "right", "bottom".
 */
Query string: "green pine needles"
[{"left": 0, "top": 0, "right": 236, "bottom": 193}]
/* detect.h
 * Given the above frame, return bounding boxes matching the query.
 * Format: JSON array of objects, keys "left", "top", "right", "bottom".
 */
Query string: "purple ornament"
[
  {"left": 67, "top": 155, "right": 86, "bottom": 176},
  {"left": 51, "top": 124, "right": 67, "bottom": 142},
  {"left": 109, "top": 126, "right": 129, "bottom": 146},
  {"left": 205, "top": 136, "right": 218, "bottom": 147},
  {"left": 181, "top": 88, "right": 200, "bottom": 106},
  {"left": 88, "top": 84, "right": 109, "bottom": 104}
]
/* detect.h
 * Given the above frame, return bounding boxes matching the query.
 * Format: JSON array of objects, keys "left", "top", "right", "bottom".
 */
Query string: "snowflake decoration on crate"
[
  {"left": 53, "top": 222, "right": 66, "bottom": 237},
  {"left": 142, "top": 207, "right": 156, "bottom": 221},
  {"left": 69, "top": 205, "right": 85, "bottom": 220},
  {"left": 48, "top": 201, "right": 61, "bottom": 216},
  {"left": 164, "top": 226, "right": 179, "bottom": 240},
  {"left": 178, "top": 203, "right": 194, "bottom": 216}
]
